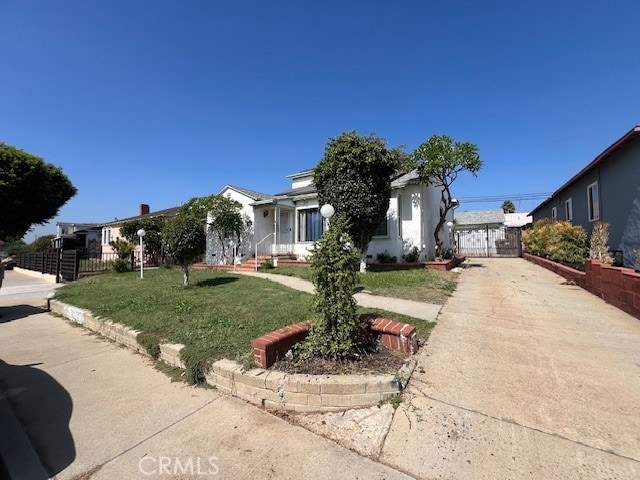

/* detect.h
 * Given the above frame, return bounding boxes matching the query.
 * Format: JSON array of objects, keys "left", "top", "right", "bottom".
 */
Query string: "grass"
[
  {"left": 267, "top": 265, "right": 458, "bottom": 304},
  {"left": 55, "top": 267, "right": 435, "bottom": 382}
]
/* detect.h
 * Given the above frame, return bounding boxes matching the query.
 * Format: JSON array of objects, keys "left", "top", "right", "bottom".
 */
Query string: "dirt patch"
[{"left": 270, "top": 343, "right": 406, "bottom": 375}]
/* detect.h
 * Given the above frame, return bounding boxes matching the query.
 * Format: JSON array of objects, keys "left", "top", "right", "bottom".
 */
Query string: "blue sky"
[{"left": 2, "top": 1, "right": 639, "bottom": 242}]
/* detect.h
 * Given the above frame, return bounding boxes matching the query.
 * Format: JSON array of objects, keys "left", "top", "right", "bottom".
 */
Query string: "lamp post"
[
  {"left": 320, "top": 204, "right": 335, "bottom": 222},
  {"left": 137, "top": 229, "right": 146, "bottom": 279}
]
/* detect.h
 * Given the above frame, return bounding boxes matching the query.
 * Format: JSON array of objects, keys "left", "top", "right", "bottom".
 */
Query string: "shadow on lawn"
[{"left": 194, "top": 277, "right": 239, "bottom": 288}]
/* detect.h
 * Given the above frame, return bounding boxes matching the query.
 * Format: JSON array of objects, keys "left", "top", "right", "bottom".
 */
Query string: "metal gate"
[{"left": 454, "top": 223, "right": 522, "bottom": 257}]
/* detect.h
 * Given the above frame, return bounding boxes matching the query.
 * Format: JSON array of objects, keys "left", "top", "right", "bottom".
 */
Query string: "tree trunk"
[{"left": 182, "top": 264, "right": 189, "bottom": 286}]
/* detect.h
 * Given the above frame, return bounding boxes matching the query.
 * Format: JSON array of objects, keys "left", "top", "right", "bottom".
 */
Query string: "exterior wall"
[
  {"left": 290, "top": 172, "right": 313, "bottom": 189},
  {"left": 100, "top": 225, "right": 122, "bottom": 256},
  {"left": 292, "top": 197, "right": 321, "bottom": 259},
  {"left": 532, "top": 138, "right": 640, "bottom": 267}
]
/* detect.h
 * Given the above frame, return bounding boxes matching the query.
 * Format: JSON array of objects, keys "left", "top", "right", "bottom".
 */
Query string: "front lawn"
[
  {"left": 55, "top": 268, "right": 434, "bottom": 382},
  {"left": 267, "top": 265, "right": 458, "bottom": 304}
]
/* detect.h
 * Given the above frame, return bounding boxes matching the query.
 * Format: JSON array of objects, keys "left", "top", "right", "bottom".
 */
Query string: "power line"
[{"left": 456, "top": 193, "right": 551, "bottom": 204}]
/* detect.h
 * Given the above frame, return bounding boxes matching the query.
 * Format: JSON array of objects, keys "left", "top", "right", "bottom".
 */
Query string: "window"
[
  {"left": 551, "top": 206, "right": 557, "bottom": 221},
  {"left": 102, "top": 227, "right": 112, "bottom": 245},
  {"left": 397, "top": 195, "right": 403, "bottom": 238},
  {"left": 565, "top": 198, "right": 573, "bottom": 221},
  {"left": 298, "top": 208, "right": 322, "bottom": 242},
  {"left": 587, "top": 182, "right": 599, "bottom": 221},
  {"left": 374, "top": 217, "right": 389, "bottom": 237}
]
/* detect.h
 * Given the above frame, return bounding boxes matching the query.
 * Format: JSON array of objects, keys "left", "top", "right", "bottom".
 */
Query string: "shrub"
[
  {"left": 303, "top": 215, "right": 363, "bottom": 360},
  {"left": 109, "top": 238, "right": 133, "bottom": 259},
  {"left": 112, "top": 258, "right": 131, "bottom": 273},
  {"left": 179, "top": 345, "right": 210, "bottom": 385},
  {"left": 402, "top": 246, "right": 420, "bottom": 263},
  {"left": 523, "top": 219, "right": 587, "bottom": 267},
  {"left": 589, "top": 221, "right": 614, "bottom": 264},
  {"left": 376, "top": 251, "right": 397, "bottom": 264},
  {"left": 259, "top": 258, "right": 274, "bottom": 270}
]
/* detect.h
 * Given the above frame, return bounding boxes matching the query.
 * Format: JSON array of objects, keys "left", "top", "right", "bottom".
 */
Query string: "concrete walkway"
[
  {"left": 235, "top": 270, "right": 443, "bottom": 321},
  {"left": 379, "top": 258, "right": 640, "bottom": 479},
  {"left": 0, "top": 271, "right": 409, "bottom": 480}
]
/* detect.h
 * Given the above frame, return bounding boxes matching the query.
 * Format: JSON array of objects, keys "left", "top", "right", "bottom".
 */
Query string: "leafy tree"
[
  {"left": 162, "top": 215, "right": 206, "bottom": 286},
  {"left": 109, "top": 238, "right": 133, "bottom": 259},
  {"left": 411, "top": 134, "right": 482, "bottom": 256},
  {"left": 0, "top": 142, "right": 76, "bottom": 240},
  {"left": 2, "top": 236, "right": 29, "bottom": 255},
  {"left": 30, "top": 234, "right": 56, "bottom": 252},
  {"left": 120, "top": 217, "right": 165, "bottom": 261},
  {"left": 502, "top": 200, "right": 516, "bottom": 214},
  {"left": 304, "top": 216, "right": 362, "bottom": 359},
  {"left": 180, "top": 194, "right": 244, "bottom": 263},
  {"left": 313, "top": 131, "right": 404, "bottom": 270}
]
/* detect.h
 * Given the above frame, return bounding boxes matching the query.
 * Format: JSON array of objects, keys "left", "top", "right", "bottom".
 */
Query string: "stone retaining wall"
[{"left": 50, "top": 300, "right": 409, "bottom": 411}]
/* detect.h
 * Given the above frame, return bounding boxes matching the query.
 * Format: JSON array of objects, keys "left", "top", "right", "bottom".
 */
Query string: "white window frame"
[
  {"left": 565, "top": 198, "right": 573, "bottom": 221},
  {"left": 587, "top": 182, "right": 600, "bottom": 221},
  {"left": 102, "top": 227, "right": 112, "bottom": 246},
  {"left": 373, "top": 216, "right": 389, "bottom": 238},
  {"left": 397, "top": 195, "right": 403, "bottom": 238},
  {"left": 551, "top": 206, "right": 557, "bottom": 221}
]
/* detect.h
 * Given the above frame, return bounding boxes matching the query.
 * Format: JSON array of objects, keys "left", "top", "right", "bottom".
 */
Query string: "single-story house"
[
  {"left": 206, "top": 169, "right": 452, "bottom": 264},
  {"left": 54, "top": 222, "right": 103, "bottom": 256},
  {"left": 100, "top": 204, "right": 179, "bottom": 259},
  {"left": 530, "top": 125, "right": 640, "bottom": 267}
]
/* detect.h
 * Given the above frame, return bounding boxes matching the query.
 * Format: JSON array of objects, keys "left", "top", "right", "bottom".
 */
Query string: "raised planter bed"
[
  {"left": 523, "top": 253, "right": 640, "bottom": 320},
  {"left": 367, "top": 256, "right": 466, "bottom": 272},
  {"left": 424, "top": 255, "right": 466, "bottom": 271},
  {"left": 50, "top": 299, "right": 416, "bottom": 412}
]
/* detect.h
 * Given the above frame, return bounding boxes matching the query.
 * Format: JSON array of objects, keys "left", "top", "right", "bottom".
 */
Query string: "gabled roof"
[
  {"left": 103, "top": 206, "right": 180, "bottom": 226},
  {"left": 274, "top": 185, "right": 317, "bottom": 198},
  {"left": 531, "top": 125, "right": 640, "bottom": 216},
  {"left": 391, "top": 170, "right": 421, "bottom": 188},
  {"left": 221, "top": 185, "right": 275, "bottom": 201},
  {"left": 455, "top": 209, "right": 505, "bottom": 226}
]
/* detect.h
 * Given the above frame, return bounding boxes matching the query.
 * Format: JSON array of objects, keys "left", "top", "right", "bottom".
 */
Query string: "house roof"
[
  {"left": 285, "top": 169, "right": 314, "bottom": 180},
  {"left": 221, "top": 185, "right": 275, "bottom": 201},
  {"left": 530, "top": 125, "right": 640, "bottom": 216},
  {"left": 274, "top": 185, "right": 317, "bottom": 198},
  {"left": 103, "top": 206, "right": 180, "bottom": 226},
  {"left": 455, "top": 209, "right": 505, "bottom": 226},
  {"left": 390, "top": 170, "right": 421, "bottom": 188}
]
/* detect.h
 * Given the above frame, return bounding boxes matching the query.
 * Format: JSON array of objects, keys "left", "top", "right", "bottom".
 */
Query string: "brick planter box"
[
  {"left": 251, "top": 318, "right": 418, "bottom": 369},
  {"left": 424, "top": 255, "right": 466, "bottom": 271},
  {"left": 523, "top": 253, "right": 640, "bottom": 320}
]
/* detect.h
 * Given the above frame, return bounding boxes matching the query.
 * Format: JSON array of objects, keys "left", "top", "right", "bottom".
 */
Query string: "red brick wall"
[{"left": 524, "top": 254, "right": 640, "bottom": 320}]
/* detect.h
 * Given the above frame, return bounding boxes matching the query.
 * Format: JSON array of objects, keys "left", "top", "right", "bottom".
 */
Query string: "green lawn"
[
  {"left": 266, "top": 265, "right": 458, "bottom": 304},
  {"left": 55, "top": 268, "right": 435, "bottom": 382}
]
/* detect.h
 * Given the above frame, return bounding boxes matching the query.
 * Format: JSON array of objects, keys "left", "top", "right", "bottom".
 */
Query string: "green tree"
[
  {"left": 0, "top": 143, "right": 77, "bottom": 240},
  {"left": 162, "top": 215, "right": 206, "bottom": 286},
  {"left": 120, "top": 217, "right": 165, "bottom": 262},
  {"left": 502, "top": 200, "right": 516, "bottom": 214},
  {"left": 313, "top": 131, "right": 404, "bottom": 271},
  {"left": 411, "top": 135, "right": 482, "bottom": 256},
  {"left": 304, "top": 216, "right": 362, "bottom": 359},
  {"left": 29, "top": 234, "right": 56, "bottom": 252},
  {"left": 180, "top": 194, "right": 244, "bottom": 263}
]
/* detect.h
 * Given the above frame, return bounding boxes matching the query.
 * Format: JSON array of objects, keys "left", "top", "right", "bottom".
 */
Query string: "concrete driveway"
[{"left": 380, "top": 258, "right": 640, "bottom": 479}]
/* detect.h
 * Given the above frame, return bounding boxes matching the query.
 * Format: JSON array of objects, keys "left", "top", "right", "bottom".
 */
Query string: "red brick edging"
[
  {"left": 251, "top": 318, "right": 419, "bottom": 369},
  {"left": 523, "top": 253, "right": 640, "bottom": 320}
]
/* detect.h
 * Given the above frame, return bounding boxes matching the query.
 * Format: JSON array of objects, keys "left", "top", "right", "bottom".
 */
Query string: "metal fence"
[{"left": 454, "top": 224, "right": 522, "bottom": 258}]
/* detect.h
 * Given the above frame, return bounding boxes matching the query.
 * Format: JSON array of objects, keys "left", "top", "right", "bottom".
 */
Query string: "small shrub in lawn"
[
  {"left": 137, "top": 332, "right": 161, "bottom": 359},
  {"left": 180, "top": 345, "right": 211, "bottom": 385},
  {"left": 376, "top": 251, "right": 397, "bottom": 264},
  {"left": 402, "top": 246, "right": 420, "bottom": 263},
  {"left": 112, "top": 258, "right": 131, "bottom": 273}
]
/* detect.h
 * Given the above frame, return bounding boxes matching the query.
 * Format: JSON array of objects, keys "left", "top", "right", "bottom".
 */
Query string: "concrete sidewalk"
[
  {"left": 235, "top": 270, "right": 442, "bottom": 321},
  {"left": 0, "top": 271, "right": 410, "bottom": 479},
  {"left": 379, "top": 258, "right": 640, "bottom": 479}
]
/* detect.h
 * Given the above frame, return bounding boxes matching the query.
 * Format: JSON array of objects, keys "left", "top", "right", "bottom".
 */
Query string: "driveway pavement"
[{"left": 380, "top": 258, "right": 640, "bottom": 479}]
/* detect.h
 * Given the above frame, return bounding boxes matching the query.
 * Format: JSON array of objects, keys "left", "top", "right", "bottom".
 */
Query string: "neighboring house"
[
  {"left": 530, "top": 125, "right": 640, "bottom": 267},
  {"left": 100, "top": 204, "right": 179, "bottom": 258},
  {"left": 54, "top": 222, "right": 102, "bottom": 257},
  {"left": 206, "top": 169, "right": 451, "bottom": 264},
  {"left": 454, "top": 209, "right": 526, "bottom": 257}
]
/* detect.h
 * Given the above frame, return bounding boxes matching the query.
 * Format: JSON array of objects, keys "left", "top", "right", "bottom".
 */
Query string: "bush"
[
  {"left": 402, "top": 246, "right": 420, "bottom": 263},
  {"left": 112, "top": 258, "right": 131, "bottom": 273},
  {"left": 376, "top": 251, "right": 397, "bottom": 264},
  {"left": 589, "top": 221, "right": 614, "bottom": 264},
  {"left": 259, "top": 258, "right": 274, "bottom": 270},
  {"left": 523, "top": 219, "right": 587, "bottom": 267}
]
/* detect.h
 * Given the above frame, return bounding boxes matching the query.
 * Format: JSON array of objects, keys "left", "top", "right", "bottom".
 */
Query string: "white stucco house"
[{"left": 206, "top": 169, "right": 452, "bottom": 265}]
